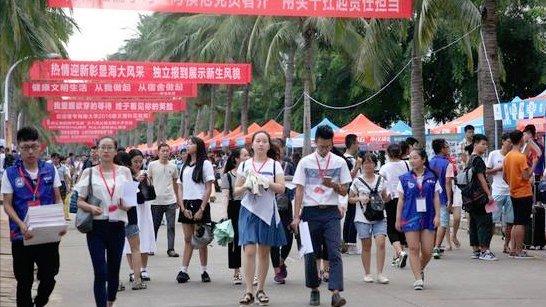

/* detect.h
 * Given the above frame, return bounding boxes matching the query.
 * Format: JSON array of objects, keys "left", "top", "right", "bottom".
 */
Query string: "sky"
[{"left": 65, "top": 9, "right": 149, "bottom": 60}]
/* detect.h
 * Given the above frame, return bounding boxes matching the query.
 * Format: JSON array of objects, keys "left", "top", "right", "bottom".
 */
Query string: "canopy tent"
[
  {"left": 237, "top": 120, "right": 298, "bottom": 147},
  {"left": 494, "top": 90, "right": 546, "bottom": 130},
  {"left": 208, "top": 126, "right": 242, "bottom": 150},
  {"left": 333, "top": 114, "right": 392, "bottom": 150},
  {"left": 430, "top": 106, "right": 484, "bottom": 134},
  {"left": 390, "top": 120, "right": 412, "bottom": 135},
  {"left": 517, "top": 118, "right": 546, "bottom": 133},
  {"left": 287, "top": 118, "right": 340, "bottom": 148},
  {"left": 231, "top": 123, "right": 262, "bottom": 147}
]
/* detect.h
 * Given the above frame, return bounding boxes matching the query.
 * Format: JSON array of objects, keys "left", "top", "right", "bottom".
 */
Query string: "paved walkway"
[{"left": 2, "top": 199, "right": 546, "bottom": 306}]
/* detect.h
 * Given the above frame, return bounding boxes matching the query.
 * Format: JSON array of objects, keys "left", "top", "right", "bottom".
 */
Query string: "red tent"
[
  {"left": 430, "top": 106, "right": 483, "bottom": 134},
  {"left": 208, "top": 126, "right": 241, "bottom": 149},
  {"left": 518, "top": 118, "right": 546, "bottom": 133},
  {"left": 232, "top": 123, "right": 262, "bottom": 147},
  {"left": 238, "top": 120, "right": 298, "bottom": 146},
  {"left": 333, "top": 114, "right": 392, "bottom": 149}
]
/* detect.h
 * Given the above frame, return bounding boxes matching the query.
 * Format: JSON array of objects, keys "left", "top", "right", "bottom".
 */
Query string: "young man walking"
[
  {"left": 486, "top": 133, "right": 513, "bottom": 253},
  {"left": 292, "top": 125, "right": 352, "bottom": 307},
  {"left": 504, "top": 130, "right": 535, "bottom": 259},
  {"left": 429, "top": 139, "right": 454, "bottom": 259},
  {"left": 148, "top": 143, "right": 180, "bottom": 257},
  {"left": 2, "top": 127, "right": 65, "bottom": 306}
]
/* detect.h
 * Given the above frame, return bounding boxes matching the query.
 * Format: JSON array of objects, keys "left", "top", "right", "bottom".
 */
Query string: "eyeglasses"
[
  {"left": 99, "top": 146, "right": 116, "bottom": 152},
  {"left": 20, "top": 144, "right": 40, "bottom": 152}
]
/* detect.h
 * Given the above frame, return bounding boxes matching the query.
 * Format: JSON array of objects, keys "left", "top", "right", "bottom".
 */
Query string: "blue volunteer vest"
[
  {"left": 429, "top": 155, "right": 449, "bottom": 206},
  {"left": 6, "top": 159, "right": 56, "bottom": 241},
  {"left": 399, "top": 169, "right": 438, "bottom": 231}
]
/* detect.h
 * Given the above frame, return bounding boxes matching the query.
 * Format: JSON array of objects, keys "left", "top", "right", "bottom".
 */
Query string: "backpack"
[
  {"left": 455, "top": 155, "right": 488, "bottom": 212},
  {"left": 357, "top": 177, "right": 385, "bottom": 221}
]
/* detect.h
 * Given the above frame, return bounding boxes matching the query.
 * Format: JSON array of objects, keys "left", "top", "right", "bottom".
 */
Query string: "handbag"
[
  {"left": 75, "top": 168, "right": 103, "bottom": 233},
  {"left": 139, "top": 177, "right": 156, "bottom": 201}
]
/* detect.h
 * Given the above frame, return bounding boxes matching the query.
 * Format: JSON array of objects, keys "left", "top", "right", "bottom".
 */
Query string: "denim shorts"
[
  {"left": 125, "top": 224, "right": 139, "bottom": 239},
  {"left": 492, "top": 195, "right": 514, "bottom": 225},
  {"left": 440, "top": 206, "right": 450, "bottom": 228},
  {"left": 355, "top": 220, "right": 387, "bottom": 239}
]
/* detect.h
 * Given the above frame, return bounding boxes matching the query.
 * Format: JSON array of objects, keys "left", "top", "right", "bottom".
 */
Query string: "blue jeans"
[
  {"left": 302, "top": 206, "right": 343, "bottom": 291},
  {"left": 86, "top": 220, "right": 125, "bottom": 307}
]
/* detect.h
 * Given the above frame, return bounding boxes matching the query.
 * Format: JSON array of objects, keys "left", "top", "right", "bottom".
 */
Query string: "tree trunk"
[
  {"left": 183, "top": 109, "right": 190, "bottom": 138},
  {"left": 283, "top": 48, "right": 296, "bottom": 140},
  {"left": 179, "top": 111, "right": 185, "bottom": 137},
  {"left": 209, "top": 87, "right": 216, "bottom": 139},
  {"left": 302, "top": 27, "right": 315, "bottom": 156},
  {"left": 146, "top": 121, "right": 153, "bottom": 148},
  {"left": 410, "top": 39, "right": 426, "bottom": 147},
  {"left": 194, "top": 107, "right": 202, "bottom": 136},
  {"left": 241, "top": 84, "right": 250, "bottom": 135},
  {"left": 224, "top": 85, "right": 234, "bottom": 135},
  {"left": 157, "top": 114, "right": 167, "bottom": 143},
  {"left": 479, "top": 0, "right": 502, "bottom": 150}
]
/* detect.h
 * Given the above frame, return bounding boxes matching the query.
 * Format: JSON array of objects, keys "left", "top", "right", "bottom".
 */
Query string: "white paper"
[
  {"left": 122, "top": 181, "right": 140, "bottom": 208},
  {"left": 298, "top": 222, "right": 314, "bottom": 258},
  {"left": 285, "top": 181, "right": 297, "bottom": 190},
  {"left": 416, "top": 197, "right": 427, "bottom": 212},
  {"left": 24, "top": 224, "right": 67, "bottom": 246}
]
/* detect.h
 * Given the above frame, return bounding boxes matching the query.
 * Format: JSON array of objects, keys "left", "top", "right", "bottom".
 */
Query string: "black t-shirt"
[{"left": 469, "top": 154, "right": 488, "bottom": 214}]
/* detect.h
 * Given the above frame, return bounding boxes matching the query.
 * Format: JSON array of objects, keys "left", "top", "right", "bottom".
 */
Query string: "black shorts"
[
  {"left": 178, "top": 199, "right": 211, "bottom": 224},
  {"left": 511, "top": 196, "right": 533, "bottom": 225}
]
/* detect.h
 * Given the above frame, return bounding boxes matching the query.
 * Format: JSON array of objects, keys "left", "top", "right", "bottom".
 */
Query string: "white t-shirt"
[
  {"left": 379, "top": 160, "right": 411, "bottom": 198},
  {"left": 75, "top": 166, "right": 132, "bottom": 222},
  {"left": 177, "top": 160, "right": 215, "bottom": 200},
  {"left": 147, "top": 160, "right": 179, "bottom": 205},
  {"left": 293, "top": 152, "right": 352, "bottom": 207},
  {"left": 351, "top": 174, "right": 387, "bottom": 224},
  {"left": 486, "top": 150, "right": 510, "bottom": 196},
  {"left": 237, "top": 158, "right": 284, "bottom": 225},
  {"left": 1, "top": 166, "right": 62, "bottom": 194}
]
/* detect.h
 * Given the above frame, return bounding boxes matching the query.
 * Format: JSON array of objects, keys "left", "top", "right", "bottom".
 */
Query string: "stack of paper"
[{"left": 23, "top": 204, "right": 68, "bottom": 246}]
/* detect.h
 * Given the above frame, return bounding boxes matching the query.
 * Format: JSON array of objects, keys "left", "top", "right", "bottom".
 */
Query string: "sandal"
[
  {"left": 239, "top": 292, "right": 254, "bottom": 305},
  {"left": 131, "top": 281, "right": 147, "bottom": 290},
  {"left": 256, "top": 290, "right": 269, "bottom": 306}
]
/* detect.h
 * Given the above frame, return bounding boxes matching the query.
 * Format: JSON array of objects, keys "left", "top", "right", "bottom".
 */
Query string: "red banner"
[
  {"left": 48, "top": 0, "right": 412, "bottom": 19},
  {"left": 46, "top": 99, "right": 186, "bottom": 112},
  {"left": 48, "top": 112, "right": 153, "bottom": 121},
  {"left": 23, "top": 81, "right": 197, "bottom": 98},
  {"left": 56, "top": 129, "right": 121, "bottom": 136},
  {"left": 29, "top": 59, "right": 252, "bottom": 84},
  {"left": 56, "top": 135, "right": 98, "bottom": 144},
  {"left": 43, "top": 119, "right": 138, "bottom": 130}
]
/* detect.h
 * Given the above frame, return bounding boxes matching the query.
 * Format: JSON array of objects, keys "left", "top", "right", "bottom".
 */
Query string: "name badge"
[
  {"left": 416, "top": 197, "right": 426, "bottom": 213},
  {"left": 108, "top": 204, "right": 118, "bottom": 213},
  {"left": 27, "top": 199, "right": 41, "bottom": 207}
]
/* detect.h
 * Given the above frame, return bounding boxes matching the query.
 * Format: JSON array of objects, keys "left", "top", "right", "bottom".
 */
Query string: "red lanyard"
[
  {"left": 98, "top": 165, "right": 116, "bottom": 203},
  {"left": 252, "top": 158, "right": 268, "bottom": 174},
  {"left": 315, "top": 153, "right": 331, "bottom": 178},
  {"left": 18, "top": 167, "right": 40, "bottom": 201}
]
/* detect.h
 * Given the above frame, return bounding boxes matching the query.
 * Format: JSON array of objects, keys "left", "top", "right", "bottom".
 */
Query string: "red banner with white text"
[
  {"left": 29, "top": 60, "right": 252, "bottom": 84},
  {"left": 23, "top": 81, "right": 197, "bottom": 98},
  {"left": 46, "top": 99, "right": 186, "bottom": 113},
  {"left": 47, "top": 0, "right": 412, "bottom": 19},
  {"left": 44, "top": 119, "right": 138, "bottom": 130},
  {"left": 56, "top": 136, "right": 98, "bottom": 144}
]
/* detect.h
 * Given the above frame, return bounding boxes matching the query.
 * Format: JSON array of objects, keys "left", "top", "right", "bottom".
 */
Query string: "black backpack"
[
  {"left": 357, "top": 177, "right": 385, "bottom": 221},
  {"left": 456, "top": 155, "right": 488, "bottom": 212}
]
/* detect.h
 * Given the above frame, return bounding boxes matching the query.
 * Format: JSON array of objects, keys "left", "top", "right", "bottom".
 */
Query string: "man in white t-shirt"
[
  {"left": 1, "top": 127, "right": 64, "bottom": 307},
  {"left": 148, "top": 143, "right": 180, "bottom": 257},
  {"left": 291, "top": 125, "right": 352, "bottom": 307},
  {"left": 486, "top": 133, "right": 513, "bottom": 253}
]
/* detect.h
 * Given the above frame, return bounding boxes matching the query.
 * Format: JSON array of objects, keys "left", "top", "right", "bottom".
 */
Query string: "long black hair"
[
  {"left": 250, "top": 131, "right": 278, "bottom": 160},
  {"left": 184, "top": 136, "right": 207, "bottom": 183},
  {"left": 128, "top": 149, "right": 144, "bottom": 176},
  {"left": 224, "top": 149, "right": 242, "bottom": 174},
  {"left": 412, "top": 148, "right": 438, "bottom": 179},
  {"left": 114, "top": 151, "right": 131, "bottom": 168}
]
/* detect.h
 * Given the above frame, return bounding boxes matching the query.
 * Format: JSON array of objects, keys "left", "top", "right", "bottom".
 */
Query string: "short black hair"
[
  {"left": 345, "top": 134, "right": 357, "bottom": 148},
  {"left": 432, "top": 139, "right": 447, "bottom": 154},
  {"left": 509, "top": 130, "right": 523, "bottom": 144},
  {"left": 386, "top": 143, "right": 402, "bottom": 160},
  {"left": 405, "top": 137, "right": 419, "bottom": 147},
  {"left": 90, "top": 146, "right": 98, "bottom": 150},
  {"left": 315, "top": 125, "right": 334, "bottom": 141},
  {"left": 523, "top": 124, "right": 536, "bottom": 137},
  {"left": 464, "top": 125, "right": 475, "bottom": 133},
  {"left": 473, "top": 134, "right": 488, "bottom": 144},
  {"left": 158, "top": 142, "right": 170, "bottom": 151},
  {"left": 501, "top": 132, "right": 511, "bottom": 141},
  {"left": 16, "top": 127, "right": 40, "bottom": 143},
  {"left": 51, "top": 152, "right": 60, "bottom": 159},
  {"left": 399, "top": 141, "right": 409, "bottom": 155}
]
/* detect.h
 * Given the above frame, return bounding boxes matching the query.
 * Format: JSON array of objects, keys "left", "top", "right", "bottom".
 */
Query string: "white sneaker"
[
  {"left": 377, "top": 274, "right": 390, "bottom": 284},
  {"left": 233, "top": 272, "right": 242, "bottom": 285},
  {"left": 413, "top": 279, "right": 424, "bottom": 290},
  {"left": 363, "top": 274, "right": 374, "bottom": 283},
  {"left": 478, "top": 250, "right": 498, "bottom": 261}
]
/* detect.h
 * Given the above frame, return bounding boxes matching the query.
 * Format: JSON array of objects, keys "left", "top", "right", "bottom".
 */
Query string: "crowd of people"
[{"left": 1, "top": 123, "right": 545, "bottom": 306}]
